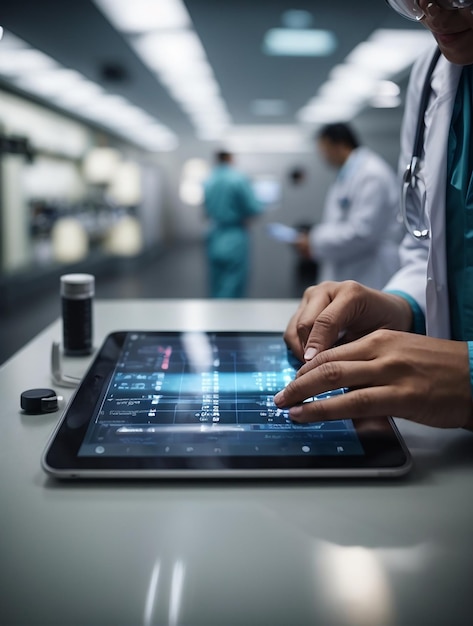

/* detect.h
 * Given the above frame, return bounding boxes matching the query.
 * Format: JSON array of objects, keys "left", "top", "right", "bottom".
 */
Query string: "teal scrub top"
[
  {"left": 445, "top": 65, "right": 473, "bottom": 339},
  {"left": 204, "top": 165, "right": 261, "bottom": 226},
  {"left": 445, "top": 64, "right": 473, "bottom": 392}
]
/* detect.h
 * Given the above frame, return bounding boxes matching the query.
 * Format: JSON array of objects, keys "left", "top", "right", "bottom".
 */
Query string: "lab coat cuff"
[{"left": 383, "top": 290, "right": 426, "bottom": 335}]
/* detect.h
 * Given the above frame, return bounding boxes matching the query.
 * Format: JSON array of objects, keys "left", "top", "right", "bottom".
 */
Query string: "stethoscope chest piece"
[{"left": 402, "top": 158, "right": 430, "bottom": 240}]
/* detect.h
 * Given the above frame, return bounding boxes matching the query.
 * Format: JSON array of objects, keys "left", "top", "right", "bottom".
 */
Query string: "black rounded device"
[{"left": 21, "top": 388, "right": 59, "bottom": 414}]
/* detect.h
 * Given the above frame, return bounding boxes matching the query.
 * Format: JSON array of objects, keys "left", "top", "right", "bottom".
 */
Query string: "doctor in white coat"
[
  {"left": 295, "top": 123, "right": 402, "bottom": 289},
  {"left": 275, "top": 0, "right": 473, "bottom": 430}
]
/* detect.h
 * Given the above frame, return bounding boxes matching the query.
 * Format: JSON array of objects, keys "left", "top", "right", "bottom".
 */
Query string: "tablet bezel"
[{"left": 41, "top": 331, "right": 412, "bottom": 479}]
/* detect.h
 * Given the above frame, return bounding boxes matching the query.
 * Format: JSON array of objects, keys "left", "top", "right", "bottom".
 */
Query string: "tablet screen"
[
  {"left": 78, "top": 332, "right": 362, "bottom": 459},
  {"left": 42, "top": 331, "right": 411, "bottom": 478}
]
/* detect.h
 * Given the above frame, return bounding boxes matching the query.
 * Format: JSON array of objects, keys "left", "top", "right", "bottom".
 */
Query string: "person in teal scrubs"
[{"left": 204, "top": 151, "right": 262, "bottom": 298}]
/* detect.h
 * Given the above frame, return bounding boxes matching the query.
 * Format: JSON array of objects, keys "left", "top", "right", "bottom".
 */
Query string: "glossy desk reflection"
[{"left": 1, "top": 299, "right": 473, "bottom": 626}]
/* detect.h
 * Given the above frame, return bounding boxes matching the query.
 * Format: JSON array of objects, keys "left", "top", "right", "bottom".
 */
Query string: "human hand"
[
  {"left": 284, "top": 280, "right": 413, "bottom": 362},
  {"left": 275, "top": 329, "right": 473, "bottom": 429}
]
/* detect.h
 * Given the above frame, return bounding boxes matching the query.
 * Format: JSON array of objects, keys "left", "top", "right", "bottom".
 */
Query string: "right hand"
[
  {"left": 276, "top": 328, "right": 473, "bottom": 429},
  {"left": 284, "top": 280, "right": 414, "bottom": 362}
]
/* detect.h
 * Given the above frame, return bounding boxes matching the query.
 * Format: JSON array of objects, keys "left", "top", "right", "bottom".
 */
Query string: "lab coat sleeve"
[
  {"left": 383, "top": 231, "right": 429, "bottom": 312},
  {"left": 383, "top": 49, "right": 434, "bottom": 313},
  {"left": 309, "top": 169, "right": 396, "bottom": 263}
]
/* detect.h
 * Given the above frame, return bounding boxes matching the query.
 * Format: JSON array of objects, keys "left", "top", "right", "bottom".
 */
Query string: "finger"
[
  {"left": 295, "top": 338, "right": 371, "bottom": 378},
  {"left": 287, "top": 386, "right": 396, "bottom": 423},
  {"left": 274, "top": 358, "right": 378, "bottom": 409},
  {"left": 283, "top": 288, "right": 328, "bottom": 359},
  {"left": 302, "top": 281, "right": 370, "bottom": 361},
  {"left": 288, "top": 288, "right": 334, "bottom": 357}
]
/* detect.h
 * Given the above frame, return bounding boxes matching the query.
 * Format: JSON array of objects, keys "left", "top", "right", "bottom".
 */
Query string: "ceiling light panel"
[
  {"left": 224, "top": 125, "right": 311, "bottom": 154},
  {"left": 297, "top": 28, "right": 432, "bottom": 125},
  {"left": 0, "top": 32, "right": 56, "bottom": 77},
  {"left": 0, "top": 30, "right": 177, "bottom": 152},
  {"left": 94, "top": 0, "right": 232, "bottom": 141},
  {"left": 298, "top": 100, "right": 362, "bottom": 125},
  {"left": 263, "top": 28, "right": 337, "bottom": 57},
  {"left": 93, "top": 0, "right": 190, "bottom": 32},
  {"left": 15, "top": 68, "right": 86, "bottom": 99},
  {"left": 131, "top": 30, "right": 231, "bottom": 140}
]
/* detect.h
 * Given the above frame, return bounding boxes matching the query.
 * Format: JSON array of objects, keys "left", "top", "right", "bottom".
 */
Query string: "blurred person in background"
[
  {"left": 294, "top": 123, "right": 402, "bottom": 289},
  {"left": 203, "top": 150, "right": 262, "bottom": 298}
]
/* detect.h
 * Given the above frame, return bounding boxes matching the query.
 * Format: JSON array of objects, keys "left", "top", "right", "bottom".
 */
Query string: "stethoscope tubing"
[{"left": 402, "top": 46, "right": 442, "bottom": 241}]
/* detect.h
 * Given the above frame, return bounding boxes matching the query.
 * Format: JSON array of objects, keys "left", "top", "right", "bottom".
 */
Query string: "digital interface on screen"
[{"left": 78, "top": 332, "right": 364, "bottom": 458}]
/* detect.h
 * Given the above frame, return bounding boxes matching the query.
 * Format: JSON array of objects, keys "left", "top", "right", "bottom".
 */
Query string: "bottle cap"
[
  {"left": 60, "top": 273, "right": 95, "bottom": 299},
  {"left": 20, "top": 388, "right": 60, "bottom": 414}
]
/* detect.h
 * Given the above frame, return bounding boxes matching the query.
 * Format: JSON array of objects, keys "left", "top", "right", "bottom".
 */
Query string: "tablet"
[{"left": 42, "top": 331, "right": 412, "bottom": 479}]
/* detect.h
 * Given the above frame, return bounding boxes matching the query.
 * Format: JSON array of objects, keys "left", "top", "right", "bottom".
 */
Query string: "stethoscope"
[{"left": 401, "top": 46, "right": 442, "bottom": 240}]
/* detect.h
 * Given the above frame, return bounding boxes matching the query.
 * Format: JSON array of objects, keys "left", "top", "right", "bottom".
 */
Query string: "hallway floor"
[{"left": 0, "top": 237, "right": 311, "bottom": 365}]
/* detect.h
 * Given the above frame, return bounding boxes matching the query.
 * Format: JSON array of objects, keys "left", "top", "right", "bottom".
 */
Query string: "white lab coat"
[
  {"left": 384, "top": 45, "right": 463, "bottom": 339},
  {"left": 309, "top": 147, "right": 402, "bottom": 290}
]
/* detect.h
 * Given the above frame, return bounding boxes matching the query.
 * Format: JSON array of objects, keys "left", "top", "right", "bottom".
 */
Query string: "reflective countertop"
[{"left": 1, "top": 299, "right": 473, "bottom": 626}]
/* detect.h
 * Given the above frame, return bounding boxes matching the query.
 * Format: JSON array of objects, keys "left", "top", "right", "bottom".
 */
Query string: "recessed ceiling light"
[
  {"left": 263, "top": 28, "right": 337, "bottom": 57},
  {"left": 296, "top": 28, "right": 432, "bottom": 124},
  {"left": 298, "top": 100, "right": 361, "bottom": 124},
  {"left": 132, "top": 31, "right": 231, "bottom": 139},
  {"left": 94, "top": 0, "right": 190, "bottom": 32},
  {"left": 224, "top": 125, "right": 310, "bottom": 154},
  {"left": 94, "top": 0, "right": 232, "bottom": 141},
  {"left": 0, "top": 29, "right": 177, "bottom": 151}
]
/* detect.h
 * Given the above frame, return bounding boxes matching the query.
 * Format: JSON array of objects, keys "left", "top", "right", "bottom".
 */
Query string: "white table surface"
[{"left": 2, "top": 299, "right": 473, "bottom": 626}]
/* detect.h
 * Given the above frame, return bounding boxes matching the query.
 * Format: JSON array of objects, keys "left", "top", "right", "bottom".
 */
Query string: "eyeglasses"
[{"left": 386, "top": 0, "right": 473, "bottom": 21}]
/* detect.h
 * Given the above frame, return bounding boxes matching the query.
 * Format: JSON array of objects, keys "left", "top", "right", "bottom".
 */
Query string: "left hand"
[{"left": 274, "top": 329, "right": 473, "bottom": 429}]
